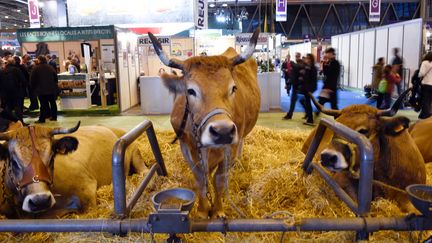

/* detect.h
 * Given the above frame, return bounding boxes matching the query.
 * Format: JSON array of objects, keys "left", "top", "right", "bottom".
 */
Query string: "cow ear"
[
  {"left": 53, "top": 136, "right": 79, "bottom": 154},
  {"left": 161, "top": 72, "right": 185, "bottom": 94},
  {"left": 380, "top": 116, "right": 410, "bottom": 136}
]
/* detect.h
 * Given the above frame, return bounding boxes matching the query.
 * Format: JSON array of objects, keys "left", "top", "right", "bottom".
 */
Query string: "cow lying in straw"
[
  {"left": 148, "top": 29, "right": 261, "bottom": 218},
  {"left": 409, "top": 117, "right": 432, "bottom": 163},
  {"left": 302, "top": 91, "right": 426, "bottom": 212},
  {"left": 0, "top": 123, "right": 145, "bottom": 218}
]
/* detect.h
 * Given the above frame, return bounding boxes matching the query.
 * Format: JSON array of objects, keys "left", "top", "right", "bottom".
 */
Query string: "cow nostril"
[
  {"left": 229, "top": 125, "right": 236, "bottom": 135},
  {"left": 209, "top": 125, "right": 219, "bottom": 137}
]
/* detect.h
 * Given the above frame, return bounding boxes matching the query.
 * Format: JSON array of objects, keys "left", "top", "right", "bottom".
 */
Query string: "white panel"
[
  {"left": 358, "top": 33, "right": 364, "bottom": 88},
  {"left": 375, "top": 28, "right": 388, "bottom": 63},
  {"left": 387, "top": 25, "right": 403, "bottom": 61},
  {"left": 403, "top": 21, "right": 422, "bottom": 88},
  {"left": 331, "top": 36, "right": 338, "bottom": 52},
  {"left": 363, "top": 30, "right": 376, "bottom": 90},
  {"left": 341, "top": 35, "right": 350, "bottom": 87},
  {"left": 349, "top": 34, "right": 359, "bottom": 88}
]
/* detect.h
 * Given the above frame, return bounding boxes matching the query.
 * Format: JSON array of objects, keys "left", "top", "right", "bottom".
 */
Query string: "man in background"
[
  {"left": 283, "top": 52, "right": 304, "bottom": 120},
  {"left": 317, "top": 48, "right": 340, "bottom": 115},
  {"left": 391, "top": 48, "right": 404, "bottom": 95}
]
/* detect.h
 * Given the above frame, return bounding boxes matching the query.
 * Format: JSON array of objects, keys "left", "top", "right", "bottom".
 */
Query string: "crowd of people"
[
  {"left": 281, "top": 48, "right": 340, "bottom": 126},
  {"left": 0, "top": 53, "right": 59, "bottom": 125}
]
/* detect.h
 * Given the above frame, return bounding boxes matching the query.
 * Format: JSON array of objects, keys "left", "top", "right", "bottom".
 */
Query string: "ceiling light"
[
  {"left": 222, "top": 3, "right": 228, "bottom": 7},
  {"left": 216, "top": 15, "right": 226, "bottom": 23},
  {"left": 17, "top": 9, "right": 21, "bottom": 12},
  {"left": 4, "top": 16, "right": 8, "bottom": 19},
  {"left": 209, "top": 3, "right": 215, "bottom": 7},
  {"left": 24, "top": 19, "right": 28, "bottom": 22},
  {"left": 13, "top": 24, "right": 17, "bottom": 26}
]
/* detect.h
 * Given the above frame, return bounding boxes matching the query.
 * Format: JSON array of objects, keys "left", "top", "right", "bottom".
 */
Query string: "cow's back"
[{"left": 410, "top": 118, "right": 432, "bottom": 163}]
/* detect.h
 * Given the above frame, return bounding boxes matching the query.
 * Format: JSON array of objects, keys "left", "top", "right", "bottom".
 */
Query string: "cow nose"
[
  {"left": 28, "top": 194, "right": 52, "bottom": 212},
  {"left": 209, "top": 123, "right": 236, "bottom": 144},
  {"left": 321, "top": 152, "right": 338, "bottom": 167}
]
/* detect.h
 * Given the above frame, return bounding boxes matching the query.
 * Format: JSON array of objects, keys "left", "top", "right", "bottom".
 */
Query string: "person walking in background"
[
  {"left": 372, "top": 57, "right": 385, "bottom": 93},
  {"left": 30, "top": 55, "right": 59, "bottom": 123},
  {"left": 283, "top": 52, "right": 304, "bottom": 120},
  {"left": 282, "top": 54, "right": 295, "bottom": 96},
  {"left": 418, "top": 52, "right": 432, "bottom": 119},
  {"left": 0, "top": 57, "right": 26, "bottom": 124},
  {"left": 379, "top": 65, "right": 401, "bottom": 109},
  {"left": 317, "top": 48, "right": 340, "bottom": 115},
  {"left": 48, "top": 54, "right": 58, "bottom": 73},
  {"left": 22, "top": 54, "right": 39, "bottom": 111},
  {"left": 391, "top": 48, "right": 404, "bottom": 95},
  {"left": 299, "top": 54, "right": 318, "bottom": 126},
  {"left": 13, "top": 56, "right": 30, "bottom": 113}
]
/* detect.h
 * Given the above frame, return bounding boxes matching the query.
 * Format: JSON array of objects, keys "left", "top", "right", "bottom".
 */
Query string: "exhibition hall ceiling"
[{"left": 0, "top": 0, "right": 29, "bottom": 29}]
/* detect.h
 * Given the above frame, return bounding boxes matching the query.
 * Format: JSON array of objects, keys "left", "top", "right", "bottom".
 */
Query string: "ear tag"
[{"left": 394, "top": 124, "right": 405, "bottom": 133}]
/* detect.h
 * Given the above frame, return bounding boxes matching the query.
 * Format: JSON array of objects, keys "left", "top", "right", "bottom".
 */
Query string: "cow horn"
[
  {"left": 231, "top": 28, "right": 260, "bottom": 66},
  {"left": 377, "top": 87, "right": 412, "bottom": 117},
  {"left": 148, "top": 32, "right": 184, "bottom": 70},
  {"left": 308, "top": 92, "right": 341, "bottom": 117},
  {"left": 50, "top": 121, "right": 81, "bottom": 136}
]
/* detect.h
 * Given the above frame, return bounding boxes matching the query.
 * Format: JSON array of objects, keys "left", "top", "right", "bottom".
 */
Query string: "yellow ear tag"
[{"left": 394, "top": 124, "right": 405, "bottom": 133}]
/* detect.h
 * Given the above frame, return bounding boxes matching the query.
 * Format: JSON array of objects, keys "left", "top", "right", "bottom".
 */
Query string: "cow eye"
[
  {"left": 358, "top": 128, "right": 369, "bottom": 135},
  {"left": 231, "top": 85, "right": 237, "bottom": 94},
  {"left": 11, "top": 158, "right": 21, "bottom": 174},
  {"left": 187, "top": 89, "right": 196, "bottom": 97}
]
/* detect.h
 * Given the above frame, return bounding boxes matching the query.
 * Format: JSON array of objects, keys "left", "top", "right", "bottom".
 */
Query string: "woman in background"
[
  {"left": 418, "top": 52, "right": 432, "bottom": 119},
  {"left": 299, "top": 53, "right": 318, "bottom": 126}
]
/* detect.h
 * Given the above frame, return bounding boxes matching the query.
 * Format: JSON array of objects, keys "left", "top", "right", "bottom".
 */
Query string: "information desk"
[
  {"left": 58, "top": 74, "right": 91, "bottom": 109},
  {"left": 140, "top": 72, "right": 281, "bottom": 114}
]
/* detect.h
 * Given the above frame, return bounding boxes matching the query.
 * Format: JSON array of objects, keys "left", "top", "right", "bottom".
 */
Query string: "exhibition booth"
[
  {"left": 331, "top": 18, "right": 422, "bottom": 90},
  {"left": 17, "top": 25, "right": 140, "bottom": 112},
  {"left": 139, "top": 31, "right": 282, "bottom": 114}
]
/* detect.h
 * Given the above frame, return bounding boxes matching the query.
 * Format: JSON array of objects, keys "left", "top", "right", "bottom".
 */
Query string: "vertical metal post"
[
  {"left": 302, "top": 123, "right": 327, "bottom": 174},
  {"left": 146, "top": 125, "right": 168, "bottom": 176},
  {"left": 112, "top": 139, "right": 127, "bottom": 218}
]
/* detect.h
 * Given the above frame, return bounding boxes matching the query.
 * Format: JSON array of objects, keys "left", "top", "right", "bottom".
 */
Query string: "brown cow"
[
  {"left": 148, "top": 29, "right": 260, "bottom": 218},
  {"left": 303, "top": 92, "right": 426, "bottom": 212},
  {"left": 409, "top": 117, "right": 432, "bottom": 163}
]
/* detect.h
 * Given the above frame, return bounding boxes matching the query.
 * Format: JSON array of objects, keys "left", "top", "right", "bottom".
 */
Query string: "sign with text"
[
  {"left": 138, "top": 36, "right": 170, "bottom": 46},
  {"left": 28, "top": 0, "right": 40, "bottom": 28},
  {"left": 194, "top": 0, "right": 208, "bottom": 29},
  {"left": 17, "top": 26, "right": 114, "bottom": 43},
  {"left": 369, "top": 0, "right": 381, "bottom": 22},
  {"left": 276, "top": 0, "right": 287, "bottom": 22},
  {"left": 235, "top": 33, "right": 269, "bottom": 46}
]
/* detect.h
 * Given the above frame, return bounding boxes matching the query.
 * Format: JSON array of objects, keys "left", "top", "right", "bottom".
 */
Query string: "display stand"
[{"left": 58, "top": 74, "right": 91, "bottom": 109}]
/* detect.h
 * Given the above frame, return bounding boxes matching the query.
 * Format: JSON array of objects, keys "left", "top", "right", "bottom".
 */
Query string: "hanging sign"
[
  {"left": 194, "top": 0, "right": 208, "bottom": 29},
  {"left": 138, "top": 36, "right": 170, "bottom": 46},
  {"left": 28, "top": 0, "right": 41, "bottom": 28},
  {"left": 369, "top": 0, "right": 381, "bottom": 23},
  {"left": 276, "top": 0, "right": 287, "bottom": 22},
  {"left": 235, "top": 33, "right": 269, "bottom": 46}
]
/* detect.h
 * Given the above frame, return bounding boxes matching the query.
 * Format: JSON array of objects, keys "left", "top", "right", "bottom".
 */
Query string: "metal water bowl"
[
  {"left": 152, "top": 188, "right": 195, "bottom": 212},
  {"left": 406, "top": 184, "right": 432, "bottom": 217}
]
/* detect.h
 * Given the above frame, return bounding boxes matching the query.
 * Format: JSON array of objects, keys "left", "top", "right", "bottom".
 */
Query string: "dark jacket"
[
  {"left": 300, "top": 64, "right": 318, "bottom": 93},
  {"left": 30, "top": 63, "right": 59, "bottom": 96},
  {"left": 0, "top": 65, "right": 27, "bottom": 98},
  {"left": 291, "top": 61, "right": 305, "bottom": 88},
  {"left": 323, "top": 59, "right": 340, "bottom": 91}
]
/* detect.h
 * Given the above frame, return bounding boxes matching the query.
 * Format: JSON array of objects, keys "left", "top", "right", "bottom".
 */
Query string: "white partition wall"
[
  {"left": 288, "top": 42, "right": 312, "bottom": 58},
  {"left": 331, "top": 19, "right": 422, "bottom": 89}
]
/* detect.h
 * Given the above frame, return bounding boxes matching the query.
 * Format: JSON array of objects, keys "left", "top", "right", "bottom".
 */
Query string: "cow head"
[
  {"left": 310, "top": 90, "right": 411, "bottom": 174},
  {"left": 0, "top": 122, "right": 80, "bottom": 213},
  {"left": 149, "top": 29, "right": 260, "bottom": 147}
]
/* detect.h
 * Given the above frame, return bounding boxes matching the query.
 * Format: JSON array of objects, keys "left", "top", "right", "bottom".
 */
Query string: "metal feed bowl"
[
  {"left": 152, "top": 188, "right": 195, "bottom": 212},
  {"left": 406, "top": 184, "right": 432, "bottom": 217}
]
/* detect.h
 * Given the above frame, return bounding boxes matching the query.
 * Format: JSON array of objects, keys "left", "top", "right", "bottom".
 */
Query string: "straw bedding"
[{"left": 0, "top": 126, "right": 431, "bottom": 242}]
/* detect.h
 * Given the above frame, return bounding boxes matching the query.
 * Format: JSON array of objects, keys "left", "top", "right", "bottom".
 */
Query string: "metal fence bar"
[
  {"left": 302, "top": 118, "right": 374, "bottom": 216},
  {"left": 310, "top": 163, "right": 359, "bottom": 214},
  {"left": 126, "top": 163, "right": 159, "bottom": 214},
  {"left": 112, "top": 120, "right": 167, "bottom": 218},
  {"left": 0, "top": 216, "right": 430, "bottom": 234}
]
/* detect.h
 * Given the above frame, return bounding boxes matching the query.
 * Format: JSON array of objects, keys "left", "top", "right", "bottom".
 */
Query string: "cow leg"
[{"left": 211, "top": 162, "right": 227, "bottom": 218}]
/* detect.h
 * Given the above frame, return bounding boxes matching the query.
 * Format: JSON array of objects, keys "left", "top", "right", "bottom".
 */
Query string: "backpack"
[{"left": 378, "top": 79, "right": 388, "bottom": 94}]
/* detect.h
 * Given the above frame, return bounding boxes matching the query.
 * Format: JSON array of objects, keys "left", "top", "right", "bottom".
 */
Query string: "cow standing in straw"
[{"left": 148, "top": 29, "right": 261, "bottom": 218}]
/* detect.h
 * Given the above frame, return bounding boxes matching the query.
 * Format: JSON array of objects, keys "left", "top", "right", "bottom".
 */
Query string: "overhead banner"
[
  {"left": 369, "top": 0, "right": 381, "bottom": 23},
  {"left": 138, "top": 36, "right": 170, "bottom": 46},
  {"left": 276, "top": 0, "right": 287, "bottom": 22},
  {"left": 28, "top": 0, "right": 41, "bottom": 28},
  {"left": 235, "top": 33, "right": 269, "bottom": 46},
  {"left": 17, "top": 26, "right": 114, "bottom": 43},
  {"left": 194, "top": 0, "right": 208, "bottom": 29}
]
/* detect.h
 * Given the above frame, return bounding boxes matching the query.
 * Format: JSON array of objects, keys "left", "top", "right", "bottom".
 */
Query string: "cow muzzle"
[
  {"left": 320, "top": 149, "right": 349, "bottom": 172},
  {"left": 22, "top": 187, "right": 56, "bottom": 213},
  {"left": 196, "top": 109, "right": 238, "bottom": 147}
]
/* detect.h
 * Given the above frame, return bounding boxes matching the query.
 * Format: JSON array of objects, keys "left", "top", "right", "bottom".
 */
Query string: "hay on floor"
[{"left": 0, "top": 126, "right": 431, "bottom": 242}]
